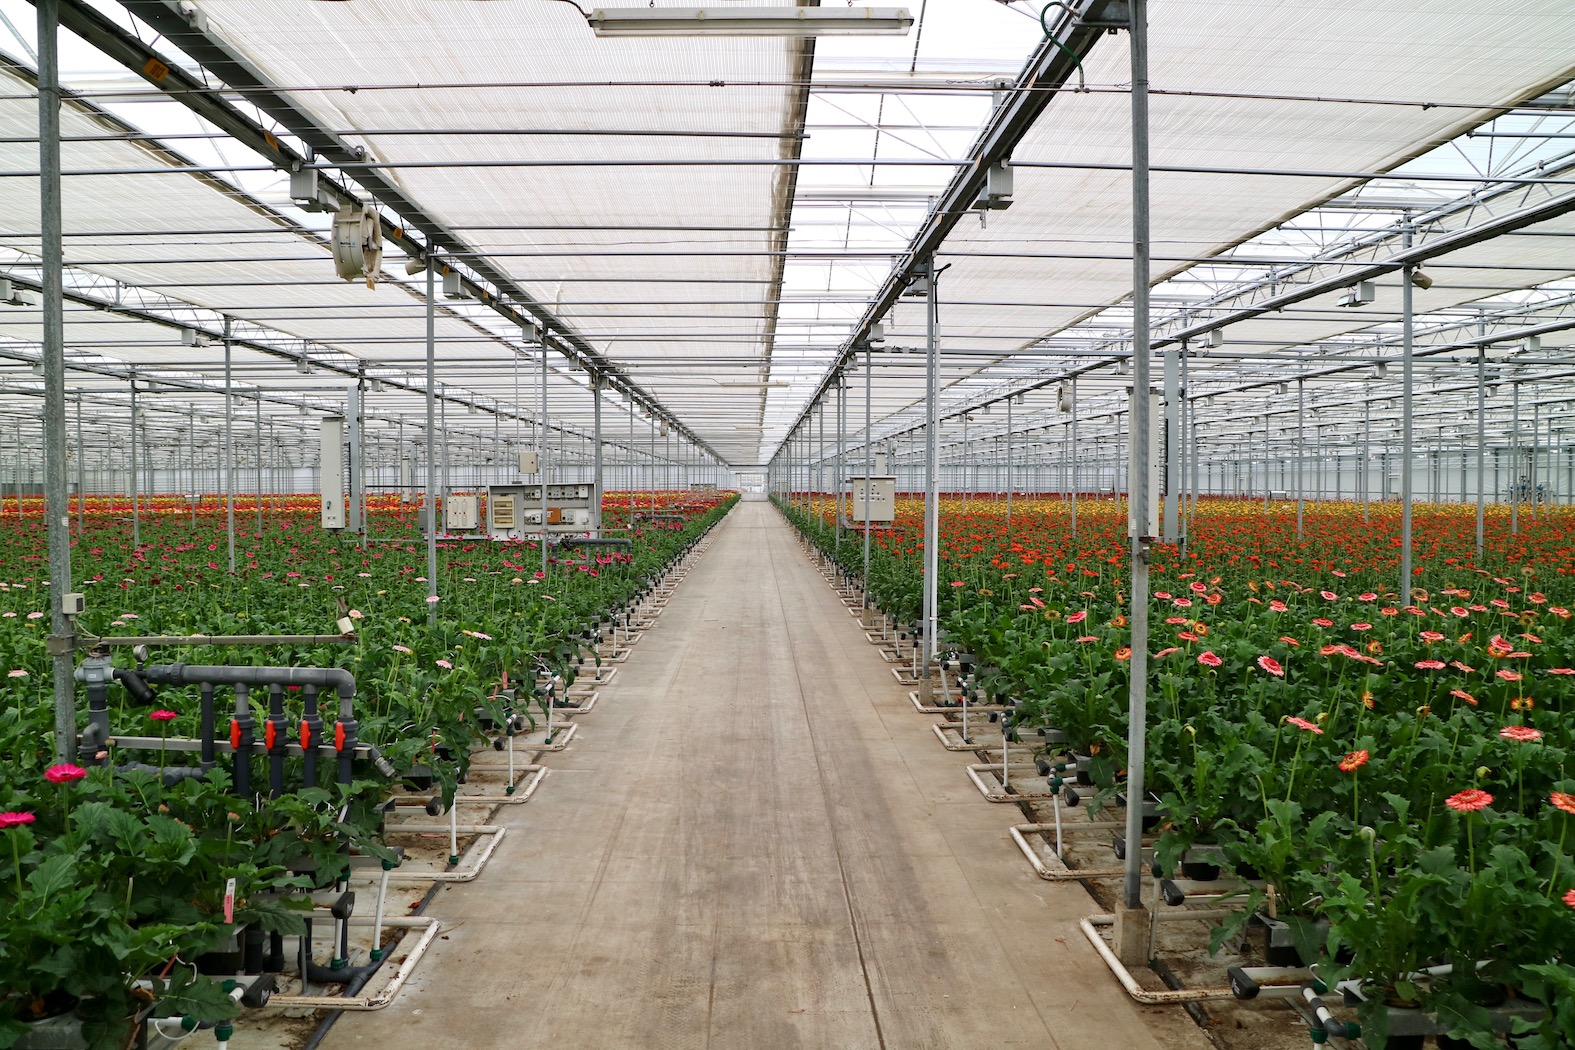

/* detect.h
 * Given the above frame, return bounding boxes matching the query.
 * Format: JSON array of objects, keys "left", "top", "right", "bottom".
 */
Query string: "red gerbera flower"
[
  {"left": 43, "top": 764, "right": 87, "bottom": 784},
  {"left": 1549, "top": 792, "right": 1575, "bottom": 816},
  {"left": 1285, "top": 716, "right": 1322, "bottom": 735},
  {"left": 1499, "top": 725, "right": 1543, "bottom": 743},
  {"left": 1339, "top": 749, "right": 1369, "bottom": 772},
  {"left": 1257, "top": 655, "right": 1284, "bottom": 677},
  {"left": 1445, "top": 788, "right": 1493, "bottom": 813},
  {"left": 1197, "top": 651, "right": 1222, "bottom": 667}
]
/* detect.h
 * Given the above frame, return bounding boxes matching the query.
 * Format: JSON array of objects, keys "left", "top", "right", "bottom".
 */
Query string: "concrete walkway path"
[{"left": 325, "top": 502, "right": 1212, "bottom": 1050}]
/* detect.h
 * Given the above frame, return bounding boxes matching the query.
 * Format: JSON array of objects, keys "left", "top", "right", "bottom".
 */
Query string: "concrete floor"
[{"left": 325, "top": 502, "right": 1214, "bottom": 1050}]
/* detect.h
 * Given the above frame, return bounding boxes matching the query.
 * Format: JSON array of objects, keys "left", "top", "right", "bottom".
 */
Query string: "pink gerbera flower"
[
  {"left": 1285, "top": 716, "right": 1322, "bottom": 735},
  {"left": 1499, "top": 725, "right": 1543, "bottom": 743},
  {"left": 43, "top": 763, "right": 87, "bottom": 784},
  {"left": 1257, "top": 655, "right": 1284, "bottom": 677}
]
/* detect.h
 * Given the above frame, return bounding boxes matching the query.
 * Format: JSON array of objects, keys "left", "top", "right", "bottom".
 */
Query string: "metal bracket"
[
  {"left": 1080, "top": 0, "right": 1130, "bottom": 30},
  {"left": 45, "top": 632, "right": 77, "bottom": 658}
]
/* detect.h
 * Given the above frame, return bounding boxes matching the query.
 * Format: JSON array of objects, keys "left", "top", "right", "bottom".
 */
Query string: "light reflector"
[{"left": 588, "top": 6, "right": 913, "bottom": 36}]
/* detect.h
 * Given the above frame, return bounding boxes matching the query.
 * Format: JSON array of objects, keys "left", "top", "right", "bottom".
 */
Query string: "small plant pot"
[
  {"left": 1233, "top": 861, "right": 1262, "bottom": 880},
  {"left": 1071, "top": 754, "right": 1093, "bottom": 785},
  {"left": 12, "top": 1009, "right": 91, "bottom": 1050},
  {"left": 1180, "top": 860, "right": 1222, "bottom": 882}
]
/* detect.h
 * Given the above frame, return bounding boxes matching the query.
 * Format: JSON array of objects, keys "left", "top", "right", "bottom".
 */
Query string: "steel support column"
[
  {"left": 37, "top": 0, "right": 75, "bottom": 763},
  {"left": 1122, "top": 0, "right": 1152, "bottom": 913}
]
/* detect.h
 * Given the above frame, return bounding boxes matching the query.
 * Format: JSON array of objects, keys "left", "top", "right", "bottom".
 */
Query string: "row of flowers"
[
  {"left": 0, "top": 491, "right": 736, "bottom": 1047},
  {"left": 787, "top": 494, "right": 1575, "bottom": 1049}
]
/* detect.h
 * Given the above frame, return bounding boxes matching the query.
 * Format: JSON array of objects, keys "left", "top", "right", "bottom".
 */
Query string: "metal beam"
[{"left": 55, "top": 0, "right": 719, "bottom": 463}]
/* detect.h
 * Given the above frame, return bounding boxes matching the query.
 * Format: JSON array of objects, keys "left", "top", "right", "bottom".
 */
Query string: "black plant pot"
[{"left": 1180, "top": 860, "right": 1222, "bottom": 882}]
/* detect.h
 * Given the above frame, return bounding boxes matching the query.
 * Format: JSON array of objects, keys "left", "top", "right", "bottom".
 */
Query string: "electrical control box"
[
  {"left": 483, "top": 483, "right": 595, "bottom": 540},
  {"left": 518, "top": 450, "right": 540, "bottom": 474},
  {"left": 320, "top": 417, "right": 346, "bottom": 530},
  {"left": 846, "top": 476, "right": 895, "bottom": 524},
  {"left": 446, "top": 493, "right": 479, "bottom": 532}
]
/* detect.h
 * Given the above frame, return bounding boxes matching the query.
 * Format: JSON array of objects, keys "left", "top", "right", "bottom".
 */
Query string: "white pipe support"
[
  {"left": 1009, "top": 823, "right": 1124, "bottom": 881},
  {"left": 1079, "top": 915, "right": 1236, "bottom": 1004},
  {"left": 383, "top": 825, "right": 506, "bottom": 883},
  {"left": 452, "top": 762, "right": 548, "bottom": 805},
  {"left": 263, "top": 917, "right": 442, "bottom": 1011},
  {"left": 966, "top": 763, "right": 1058, "bottom": 802}
]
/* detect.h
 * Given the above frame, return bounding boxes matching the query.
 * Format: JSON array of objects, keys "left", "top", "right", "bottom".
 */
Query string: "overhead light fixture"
[
  {"left": 1206, "top": 330, "right": 1225, "bottom": 349},
  {"left": 442, "top": 270, "right": 469, "bottom": 300},
  {"left": 1409, "top": 267, "right": 1434, "bottom": 291},
  {"left": 1338, "top": 280, "right": 1375, "bottom": 308},
  {"left": 1522, "top": 335, "right": 1542, "bottom": 354},
  {"left": 588, "top": 6, "right": 913, "bottom": 36},
  {"left": 296, "top": 356, "right": 313, "bottom": 375},
  {"left": 1373, "top": 362, "right": 1388, "bottom": 378},
  {"left": 405, "top": 257, "right": 427, "bottom": 276},
  {"left": 181, "top": 329, "right": 210, "bottom": 348},
  {"left": 901, "top": 273, "right": 931, "bottom": 298},
  {"left": 868, "top": 322, "right": 885, "bottom": 343}
]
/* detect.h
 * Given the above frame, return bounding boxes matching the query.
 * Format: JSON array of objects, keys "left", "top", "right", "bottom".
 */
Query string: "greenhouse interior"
[{"left": 1, "top": 0, "right": 1573, "bottom": 1047}]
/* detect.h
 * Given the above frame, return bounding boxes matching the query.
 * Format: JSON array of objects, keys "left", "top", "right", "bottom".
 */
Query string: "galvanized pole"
[
  {"left": 255, "top": 394, "right": 264, "bottom": 537},
  {"left": 592, "top": 374, "right": 604, "bottom": 536},
  {"left": 1122, "top": 0, "right": 1153, "bottom": 914},
  {"left": 425, "top": 263, "right": 438, "bottom": 624},
  {"left": 1363, "top": 400, "right": 1371, "bottom": 524},
  {"left": 1531, "top": 398, "right": 1540, "bottom": 521},
  {"left": 1005, "top": 394, "right": 1014, "bottom": 542},
  {"left": 836, "top": 375, "right": 845, "bottom": 551},
  {"left": 920, "top": 260, "right": 941, "bottom": 702},
  {"left": 1295, "top": 378, "right": 1305, "bottom": 538},
  {"left": 1511, "top": 381, "right": 1520, "bottom": 535},
  {"left": 74, "top": 395, "right": 84, "bottom": 533},
  {"left": 130, "top": 378, "right": 140, "bottom": 549},
  {"left": 1162, "top": 330, "right": 1179, "bottom": 540},
  {"left": 863, "top": 344, "right": 872, "bottom": 613},
  {"left": 38, "top": 0, "right": 76, "bottom": 763},
  {"left": 1070, "top": 377, "right": 1079, "bottom": 538},
  {"left": 224, "top": 318, "right": 236, "bottom": 572},
  {"left": 188, "top": 409, "right": 196, "bottom": 525},
  {"left": 962, "top": 412, "right": 969, "bottom": 513},
  {"left": 1399, "top": 230, "right": 1417, "bottom": 601}
]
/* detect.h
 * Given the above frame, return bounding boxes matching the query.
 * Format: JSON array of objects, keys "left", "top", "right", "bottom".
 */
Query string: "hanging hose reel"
[{"left": 331, "top": 204, "right": 383, "bottom": 289}]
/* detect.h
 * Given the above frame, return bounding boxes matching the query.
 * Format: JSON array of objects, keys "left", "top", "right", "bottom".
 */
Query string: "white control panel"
[{"left": 847, "top": 476, "right": 895, "bottom": 524}]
